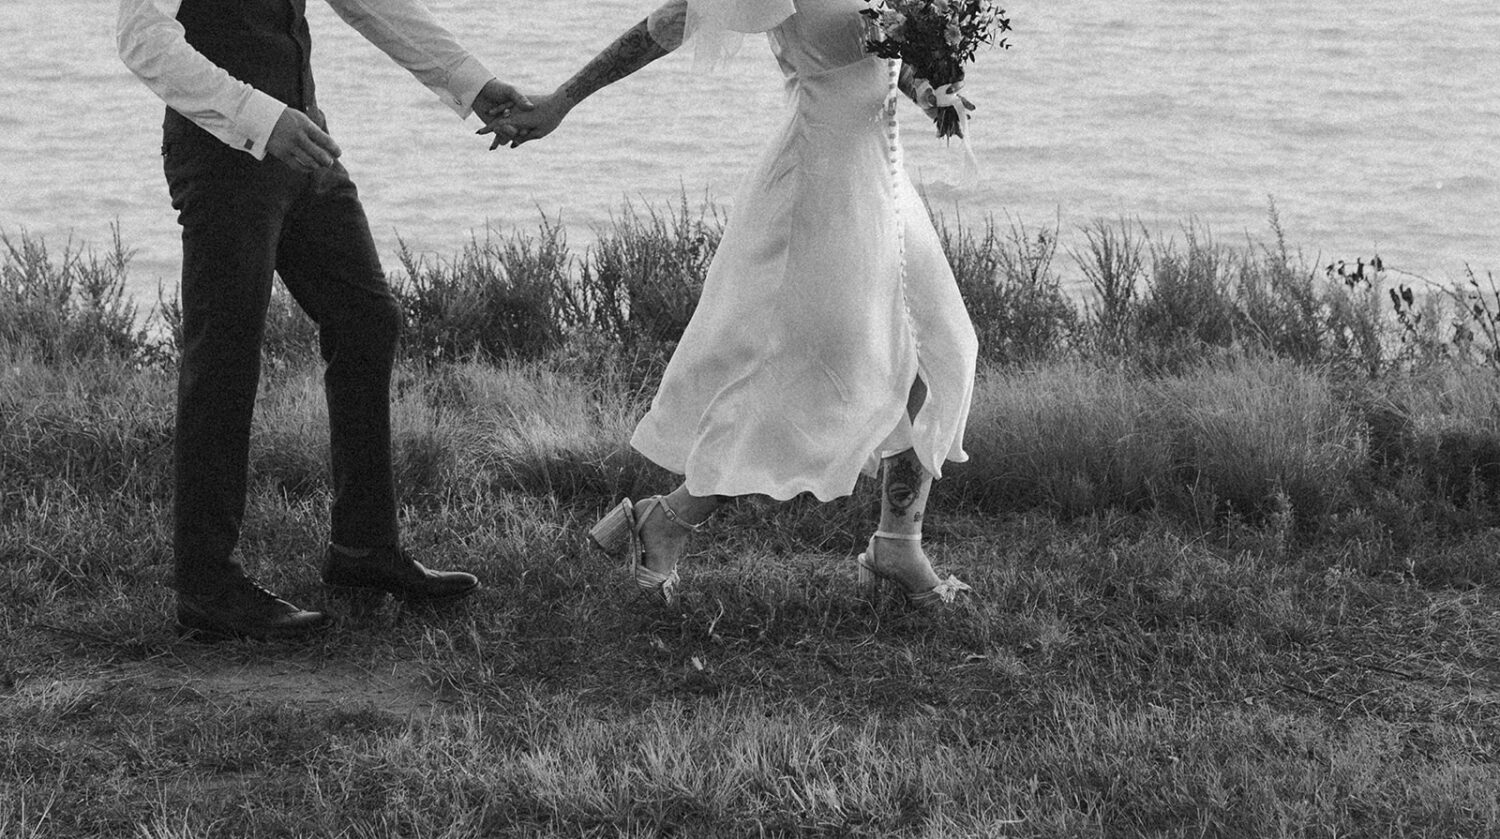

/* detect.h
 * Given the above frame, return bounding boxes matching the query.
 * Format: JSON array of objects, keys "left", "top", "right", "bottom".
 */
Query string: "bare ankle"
[
  {"left": 870, "top": 535, "right": 941, "bottom": 591},
  {"left": 639, "top": 503, "right": 689, "bottom": 574}
]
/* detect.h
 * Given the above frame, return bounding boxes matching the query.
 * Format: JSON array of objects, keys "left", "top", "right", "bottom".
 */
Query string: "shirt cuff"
[
  {"left": 445, "top": 55, "right": 496, "bottom": 119},
  {"left": 235, "top": 92, "right": 289, "bottom": 160}
]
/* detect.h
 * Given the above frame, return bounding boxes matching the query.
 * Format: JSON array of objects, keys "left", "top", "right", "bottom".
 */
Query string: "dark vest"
[{"left": 164, "top": 0, "right": 321, "bottom": 142}]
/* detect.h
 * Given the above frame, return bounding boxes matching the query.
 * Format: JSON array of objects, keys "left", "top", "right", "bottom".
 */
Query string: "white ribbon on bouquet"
[{"left": 919, "top": 79, "right": 983, "bottom": 187}]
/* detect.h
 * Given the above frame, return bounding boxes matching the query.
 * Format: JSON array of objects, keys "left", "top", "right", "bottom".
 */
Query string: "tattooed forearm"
[{"left": 561, "top": 20, "right": 671, "bottom": 107}]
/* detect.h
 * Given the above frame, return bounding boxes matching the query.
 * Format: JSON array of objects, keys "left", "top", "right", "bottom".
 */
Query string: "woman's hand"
[
  {"left": 899, "top": 66, "right": 975, "bottom": 135},
  {"left": 478, "top": 91, "right": 572, "bottom": 150}
]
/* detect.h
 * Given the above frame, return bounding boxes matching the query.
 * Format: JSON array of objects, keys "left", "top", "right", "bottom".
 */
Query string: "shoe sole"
[
  {"left": 175, "top": 613, "right": 333, "bottom": 643},
  {"left": 324, "top": 580, "right": 481, "bottom": 602}
]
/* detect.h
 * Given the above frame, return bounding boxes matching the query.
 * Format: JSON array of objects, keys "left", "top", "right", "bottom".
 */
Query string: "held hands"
[
  {"left": 472, "top": 78, "right": 535, "bottom": 146},
  {"left": 266, "top": 78, "right": 534, "bottom": 169},
  {"left": 266, "top": 108, "right": 341, "bottom": 171},
  {"left": 477, "top": 90, "right": 570, "bottom": 150}
]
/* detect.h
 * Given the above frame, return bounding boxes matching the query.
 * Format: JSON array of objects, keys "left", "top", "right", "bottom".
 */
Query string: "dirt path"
[{"left": 22, "top": 654, "right": 453, "bottom": 718}]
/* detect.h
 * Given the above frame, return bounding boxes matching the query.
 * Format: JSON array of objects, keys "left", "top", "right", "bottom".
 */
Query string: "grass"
[{"left": 2, "top": 207, "right": 1500, "bottom": 836}]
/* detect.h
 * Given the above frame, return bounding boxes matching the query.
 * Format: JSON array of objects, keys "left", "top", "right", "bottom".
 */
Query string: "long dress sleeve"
[
  {"left": 664, "top": 0, "right": 797, "bottom": 68},
  {"left": 117, "top": 0, "right": 288, "bottom": 158},
  {"left": 646, "top": 0, "right": 690, "bottom": 51}
]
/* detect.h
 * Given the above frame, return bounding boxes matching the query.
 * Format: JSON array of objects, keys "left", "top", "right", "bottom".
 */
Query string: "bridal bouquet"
[{"left": 861, "top": 0, "right": 1011, "bottom": 138}]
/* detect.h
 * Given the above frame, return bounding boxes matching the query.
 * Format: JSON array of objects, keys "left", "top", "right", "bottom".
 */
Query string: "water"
[{"left": 3, "top": 0, "right": 1497, "bottom": 307}]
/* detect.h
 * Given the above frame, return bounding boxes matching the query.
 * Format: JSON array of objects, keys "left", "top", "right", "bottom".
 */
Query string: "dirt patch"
[{"left": 29, "top": 656, "right": 453, "bottom": 718}]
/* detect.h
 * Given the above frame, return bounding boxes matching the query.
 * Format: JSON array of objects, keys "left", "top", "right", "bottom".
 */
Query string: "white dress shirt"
[{"left": 117, "top": 0, "right": 495, "bottom": 159}]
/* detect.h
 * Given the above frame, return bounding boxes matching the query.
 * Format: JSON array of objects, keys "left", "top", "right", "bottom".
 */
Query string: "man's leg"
[
  {"left": 274, "top": 160, "right": 401, "bottom": 549},
  {"left": 166, "top": 139, "right": 330, "bottom": 639},
  {"left": 274, "top": 160, "right": 477, "bottom": 600}
]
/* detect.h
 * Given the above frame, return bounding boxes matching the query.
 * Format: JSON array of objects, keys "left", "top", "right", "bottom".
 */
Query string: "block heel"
[
  {"left": 589, "top": 496, "right": 704, "bottom": 605},
  {"left": 588, "top": 498, "right": 636, "bottom": 554}
]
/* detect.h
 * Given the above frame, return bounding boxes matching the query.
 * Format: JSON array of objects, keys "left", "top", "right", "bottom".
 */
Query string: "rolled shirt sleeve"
[
  {"left": 117, "top": 0, "right": 497, "bottom": 159},
  {"left": 324, "top": 0, "right": 496, "bottom": 119},
  {"left": 117, "top": 0, "right": 287, "bottom": 158}
]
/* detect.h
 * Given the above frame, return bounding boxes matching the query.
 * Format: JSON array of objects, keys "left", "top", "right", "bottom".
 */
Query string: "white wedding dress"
[{"left": 630, "top": 0, "right": 979, "bottom": 501}]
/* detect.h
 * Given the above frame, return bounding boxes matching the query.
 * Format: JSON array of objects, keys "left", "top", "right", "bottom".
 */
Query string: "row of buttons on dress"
[{"left": 886, "top": 60, "right": 920, "bottom": 359}]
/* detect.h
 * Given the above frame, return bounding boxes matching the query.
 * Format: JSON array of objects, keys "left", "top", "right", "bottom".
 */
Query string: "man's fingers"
[
  {"left": 477, "top": 122, "right": 518, "bottom": 139},
  {"left": 496, "top": 83, "right": 534, "bottom": 111},
  {"left": 479, "top": 80, "right": 535, "bottom": 114},
  {"left": 480, "top": 121, "right": 520, "bottom": 151},
  {"left": 305, "top": 125, "right": 341, "bottom": 160},
  {"left": 295, "top": 130, "right": 340, "bottom": 168},
  {"left": 297, "top": 136, "right": 334, "bottom": 168}
]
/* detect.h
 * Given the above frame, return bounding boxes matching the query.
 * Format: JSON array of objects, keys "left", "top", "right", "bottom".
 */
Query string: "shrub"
[
  {"left": 1129, "top": 222, "right": 1240, "bottom": 372},
  {"left": 1233, "top": 205, "right": 1324, "bottom": 365},
  {"left": 1071, "top": 217, "right": 1145, "bottom": 359},
  {"left": 1433, "top": 266, "right": 1500, "bottom": 371},
  {"left": 939, "top": 211, "right": 1077, "bottom": 365},
  {"left": 1319, "top": 275, "right": 1387, "bottom": 377},
  {"left": 0, "top": 226, "right": 156, "bottom": 363},
  {"left": 1377, "top": 367, "right": 1500, "bottom": 512},
  {"left": 572, "top": 195, "right": 722, "bottom": 350},
  {"left": 395, "top": 217, "right": 571, "bottom": 364}
]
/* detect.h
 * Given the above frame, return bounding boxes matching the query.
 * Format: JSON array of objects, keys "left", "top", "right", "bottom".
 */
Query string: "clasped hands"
[
  {"left": 264, "top": 78, "right": 537, "bottom": 170},
  {"left": 475, "top": 88, "right": 569, "bottom": 150}
]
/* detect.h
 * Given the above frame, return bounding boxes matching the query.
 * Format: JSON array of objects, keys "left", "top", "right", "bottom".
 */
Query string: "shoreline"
[{"left": 8, "top": 201, "right": 1487, "bottom": 318}]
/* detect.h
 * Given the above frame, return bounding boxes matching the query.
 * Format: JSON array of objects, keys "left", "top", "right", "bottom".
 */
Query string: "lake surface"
[{"left": 3, "top": 0, "right": 1497, "bottom": 307}]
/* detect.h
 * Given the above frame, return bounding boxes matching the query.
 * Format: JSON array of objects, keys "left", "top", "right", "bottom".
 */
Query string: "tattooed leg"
[
  {"left": 879, "top": 448, "right": 933, "bottom": 537},
  {"left": 873, "top": 448, "right": 942, "bottom": 590},
  {"left": 883, "top": 375, "right": 930, "bottom": 533},
  {"left": 869, "top": 373, "right": 940, "bottom": 586}
]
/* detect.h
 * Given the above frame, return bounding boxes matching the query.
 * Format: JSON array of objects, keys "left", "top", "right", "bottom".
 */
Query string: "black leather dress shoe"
[
  {"left": 322, "top": 545, "right": 479, "bottom": 601},
  {"left": 177, "top": 575, "right": 331, "bottom": 641}
]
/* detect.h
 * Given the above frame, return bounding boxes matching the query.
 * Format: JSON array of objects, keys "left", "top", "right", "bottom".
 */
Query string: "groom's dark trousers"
[
  {"left": 163, "top": 118, "right": 401, "bottom": 594},
  {"left": 164, "top": 111, "right": 401, "bottom": 592},
  {"left": 161, "top": 0, "right": 400, "bottom": 594}
]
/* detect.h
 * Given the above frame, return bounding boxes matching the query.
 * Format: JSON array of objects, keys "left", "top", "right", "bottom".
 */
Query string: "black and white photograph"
[{"left": 2, "top": 0, "right": 1497, "bottom": 834}]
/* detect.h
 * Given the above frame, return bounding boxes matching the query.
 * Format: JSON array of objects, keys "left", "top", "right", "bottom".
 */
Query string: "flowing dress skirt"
[{"left": 631, "top": 56, "right": 978, "bottom": 501}]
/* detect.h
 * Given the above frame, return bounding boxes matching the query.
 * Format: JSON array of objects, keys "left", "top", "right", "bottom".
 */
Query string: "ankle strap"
[
  {"left": 656, "top": 496, "right": 708, "bottom": 533},
  {"left": 874, "top": 529, "right": 922, "bottom": 541}
]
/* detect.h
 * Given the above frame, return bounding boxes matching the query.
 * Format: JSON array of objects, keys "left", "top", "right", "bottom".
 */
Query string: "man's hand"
[
  {"left": 473, "top": 78, "right": 535, "bottom": 145},
  {"left": 266, "top": 107, "right": 341, "bottom": 171},
  {"left": 478, "top": 91, "right": 570, "bottom": 150}
]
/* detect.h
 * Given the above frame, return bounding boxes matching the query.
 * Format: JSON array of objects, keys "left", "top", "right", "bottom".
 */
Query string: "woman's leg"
[
  {"left": 638, "top": 485, "right": 721, "bottom": 576},
  {"left": 871, "top": 449, "right": 944, "bottom": 591},
  {"left": 868, "top": 376, "right": 943, "bottom": 590},
  {"left": 632, "top": 376, "right": 936, "bottom": 581}
]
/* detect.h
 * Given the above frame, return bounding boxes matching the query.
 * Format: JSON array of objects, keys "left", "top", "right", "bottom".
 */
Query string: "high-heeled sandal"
[
  {"left": 856, "top": 530, "right": 973, "bottom": 609},
  {"left": 588, "top": 496, "right": 705, "bottom": 605}
]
